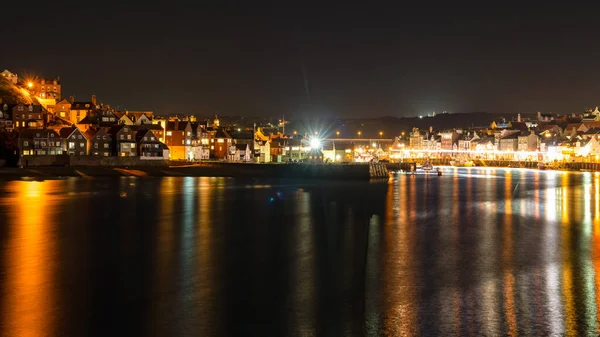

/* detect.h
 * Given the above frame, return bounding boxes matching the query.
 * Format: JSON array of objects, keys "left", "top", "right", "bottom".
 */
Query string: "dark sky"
[{"left": 3, "top": 4, "right": 600, "bottom": 117}]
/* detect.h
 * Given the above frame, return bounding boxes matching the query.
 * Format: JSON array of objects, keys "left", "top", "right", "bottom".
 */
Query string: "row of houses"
[
  {"left": 396, "top": 115, "right": 600, "bottom": 161},
  {"left": 18, "top": 124, "right": 168, "bottom": 159}
]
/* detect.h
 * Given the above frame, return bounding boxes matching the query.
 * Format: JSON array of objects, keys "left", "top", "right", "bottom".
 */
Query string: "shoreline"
[{"left": 0, "top": 162, "right": 595, "bottom": 180}]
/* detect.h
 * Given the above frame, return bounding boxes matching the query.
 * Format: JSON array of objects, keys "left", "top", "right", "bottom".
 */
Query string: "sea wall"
[
  {"left": 18, "top": 155, "right": 169, "bottom": 167},
  {"left": 170, "top": 163, "right": 377, "bottom": 179}
]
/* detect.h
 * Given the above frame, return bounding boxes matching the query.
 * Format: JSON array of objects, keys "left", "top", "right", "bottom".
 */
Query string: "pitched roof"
[
  {"left": 235, "top": 143, "right": 248, "bottom": 150},
  {"left": 77, "top": 115, "right": 93, "bottom": 125},
  {"left": 59, "top": 126, "right": 78, "bottom": 139},
  {"left": 215, "top": 129, "right": 231, "bottom": 138}
]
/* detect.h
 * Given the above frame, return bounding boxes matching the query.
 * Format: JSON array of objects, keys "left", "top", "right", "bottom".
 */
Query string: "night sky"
[{"left": 3, "top": 4, "right": 600, "bottom": 118}]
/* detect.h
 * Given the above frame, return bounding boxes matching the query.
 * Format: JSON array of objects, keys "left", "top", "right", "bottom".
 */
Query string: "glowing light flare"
[{"left": 309, "top": 137, "right": 321, "bottom": 149}]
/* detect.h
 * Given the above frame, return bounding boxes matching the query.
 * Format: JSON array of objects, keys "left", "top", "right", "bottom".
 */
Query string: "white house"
[
  {"left": 254, "top": 139, "right": 271, "bottom": 163},
  {"left": 517, "top": 130, "right": 539, "bottom": 151},
  {"left": 577, "top": 137, "right": 600, "bottom": 157},
  {"left": 234, "top": 143, "right": 252, "bottom": 162},
  {"left": 190, "top": 146, "right": 210, "bottom": 161}
]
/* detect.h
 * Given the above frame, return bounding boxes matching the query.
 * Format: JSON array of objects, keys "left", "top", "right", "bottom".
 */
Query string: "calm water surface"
[{"left": 0, "top": 168, "right": 599, "bottom": 336}]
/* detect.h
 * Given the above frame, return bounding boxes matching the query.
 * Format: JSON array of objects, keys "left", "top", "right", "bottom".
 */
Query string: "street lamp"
[
  {"left": 336, "top": 131, "right": 340, "bottom": 137},
  {"left": 27, "top": 82, "right": 33, "bottom": 88},
  {"left": 379, "top": 131, "right": 383, "bottom": 138},
  {"left": 357, "top": 131, "right": 362, "bottom": 138}
]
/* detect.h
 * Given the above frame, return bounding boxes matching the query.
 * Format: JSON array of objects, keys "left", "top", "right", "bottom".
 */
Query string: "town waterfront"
[{"left": 1, "top": 170, "right": 600, "bottom": 336}]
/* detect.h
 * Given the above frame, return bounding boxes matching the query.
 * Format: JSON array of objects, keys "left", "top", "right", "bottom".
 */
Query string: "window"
[
  {"left": 15, "top": 121, "right": 19, "bottom": 127},
  {"left": 186, "top": 140, "right": 191, "bottom": 145},
  {"left": 120, "top": 135, "right": 124, "bottom": 140},
  {"left": 123, "top": 127, "right": 128, "bottom": 132},
  {"left": 102, "top": 136, "right": 106, "bottom": 140},
  {"left": 96, "top": 136, "right": 100, "bottom": 140},
  {"left": 94, "top": 143, "right": 98, "bottom": 148},
  {"left": 85, "top": 104, "right": 90, "bottom": 108},
  {"left": 166, "top": 131, "right": 172, "bottom": 136},
  {"left": 104, "top": 144, "right": 109, "bottom": 149},
  {"left": 50, "top": 133, "right": 54, "bottom": 138},
  {"left": 80, "top": 143, "right": 85, "bottom": 148},
  {"left": 23, "top": 141, "right": 28, "bottom": 146},
  {"left": 18, "top": 106, "right": 23, "bottom": 111},
  {"left": 144, "top": 137, "right": 148, "bottom": 141},
  {"left": 60, "top": 112, "right": 66, "bottom": 118},
  {"left": 35, "top": 133, "right": 40, "bottom": 137},
  {"left": 131, "top": 144, "right": 135, "bottom": 148},
  {"left": 69, "top": 142, "right": 75, "bottom": 149},
  {"left": 151, "top": 136, "right": 155, "bottom": 141},
  {"left": 187, "top": 132, "right": 191, "bottom": 136},
  {"left": 23, "top": 150, "right": 30, "bottom": 155},
  {"left": 155, "top": 144, "right": 159, "bottom": 148},
  {"left": 182, "top": 140, "right": 184, "bottom": 145},
  {"left": 127, "top": 135, "right": 131, "bottom": 140}
]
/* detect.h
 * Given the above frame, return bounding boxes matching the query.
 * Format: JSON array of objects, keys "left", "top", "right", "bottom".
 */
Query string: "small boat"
[{"left": 450, "top": 159, "right": 474, "bottom": 167}]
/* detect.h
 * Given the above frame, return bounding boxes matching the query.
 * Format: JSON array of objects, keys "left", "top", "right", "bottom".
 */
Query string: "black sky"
[{"left": 3, "top": 4, "right": 600, "bottom": 117}]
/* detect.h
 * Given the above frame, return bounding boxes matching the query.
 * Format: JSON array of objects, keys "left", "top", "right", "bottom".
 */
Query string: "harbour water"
[{"left": 0, "top": 168, "right": 599, "bottom": 336}]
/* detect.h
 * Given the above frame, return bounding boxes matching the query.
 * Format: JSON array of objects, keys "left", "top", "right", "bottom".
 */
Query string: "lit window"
[
  {"left": 217, "top": 139, "right": 224, "bottom": 143},
  {"left": 167, "top": 131, "right": 172, "bottom": 136},
  {"left": 151, "top": 137, "right": 155, "bottom": 141}
]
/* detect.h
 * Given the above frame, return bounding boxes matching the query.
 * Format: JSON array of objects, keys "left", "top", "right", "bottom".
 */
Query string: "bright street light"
[
  {"left": 27, "top": 82, "right": 33, "bottom": 88},
  {"left": 309, "top": 138, "right": 321, "bottom": 149}
]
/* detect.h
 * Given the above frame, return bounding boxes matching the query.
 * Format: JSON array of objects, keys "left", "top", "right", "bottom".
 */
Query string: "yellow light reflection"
[
  {"left": 502, "top": 171, "right": 517, "bottom": 337},
  {"left": 382, "top": 176, "right": 416, "bottom": 336},
  {"left": 1, "top": 181, "right": 62, "bottom": 337}
]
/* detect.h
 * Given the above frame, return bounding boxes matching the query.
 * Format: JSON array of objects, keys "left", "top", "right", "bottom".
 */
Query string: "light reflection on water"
[{"left": 2, "top": 169, "right": 600, "bottom": 335}]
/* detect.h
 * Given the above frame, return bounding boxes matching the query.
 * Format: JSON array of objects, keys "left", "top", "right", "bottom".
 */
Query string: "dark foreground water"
[{"left": 1, "top": 168, "right": 600, "bottom": 336}]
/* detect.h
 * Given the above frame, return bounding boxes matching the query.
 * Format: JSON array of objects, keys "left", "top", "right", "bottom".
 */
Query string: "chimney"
[
  {"left": 517, "top": 113, "right": 521, "bottom": 122},
  {"left": 91, "top": 95, "right": 97, "bottom": 105},
  {"left": 69, "top": 96, "right": 74, "bottom": 103}
]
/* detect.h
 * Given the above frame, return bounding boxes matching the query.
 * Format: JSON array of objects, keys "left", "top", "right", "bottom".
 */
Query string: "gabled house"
[
  {"left": 254, "top": 139, "right": 271, "bottom": 163},
  {"left": 213, "top": 129, "right": 233, "bottom": 159},
  {"left": 164, "top": 120, "right": 192, "bottom": 159},
  {"left": 12, "top": 104, "right": 44, "bottom": 129},
  {"left": 136, "top": 129, "right": 166, "bottom": 159},
  {"left": 18, "top": 129, "right": 63, "bottom": 156},
  {"left": 70, "top": 100, "right": 97, "bottom": 124},
  {"left": 517, "top": 130, "right": 539, "bottom": 152},
  {"left": 54, "top": 99, "right": 72, "bottom": 120},
  {"left": 234, "top": 143, "right": 251, "bottom": 162},
  {"left": 499, "top": 132, "right": 519, "bottom": 151},
  {"left": 118, "top": 114, "right": 134, "bottom": 125},
  {"left": 108, "top": 124, "right": 137, "bottom": 157},
  {"left": 85, "top": 127, "right": 112, "bottom": 156},
  {"left": 59, "top": 126, "right": 88, "bottom": 155}
]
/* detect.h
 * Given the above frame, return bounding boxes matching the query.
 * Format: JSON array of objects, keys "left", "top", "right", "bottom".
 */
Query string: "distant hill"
[
  {"left": 0, "top": 77, "right": 33, "bottom": 105},
  {"left": 288, "top": 112, "right": 532, "bottom": 139}
]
